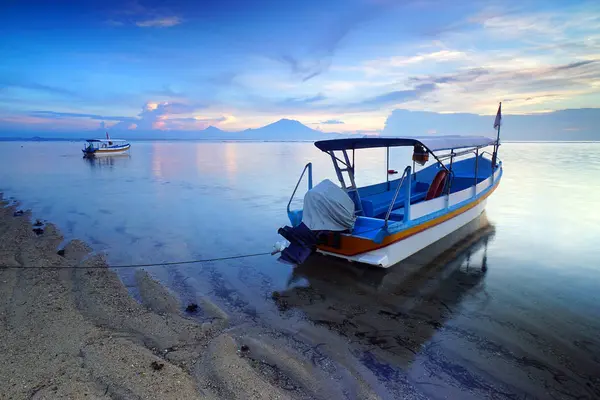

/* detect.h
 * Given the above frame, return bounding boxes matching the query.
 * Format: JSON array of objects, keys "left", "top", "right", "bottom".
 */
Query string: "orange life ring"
[{"left": 425, "top": 170, "right": 448, "bottom": 200}]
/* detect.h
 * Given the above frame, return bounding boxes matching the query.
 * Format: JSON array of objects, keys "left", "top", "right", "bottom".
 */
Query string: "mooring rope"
[{"left": 0, "top": 251, "right": 273, "bottom": 270}]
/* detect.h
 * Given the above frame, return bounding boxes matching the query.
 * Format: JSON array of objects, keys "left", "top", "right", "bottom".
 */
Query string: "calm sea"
[{"left": 1, "top": 141, "right": 599, "bottom": 399}]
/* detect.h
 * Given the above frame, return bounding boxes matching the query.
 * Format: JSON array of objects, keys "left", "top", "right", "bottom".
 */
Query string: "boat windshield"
[
  {"left": 84, "top": 141, "right": 100, "bottom": 150},
  {"left": 84, "top": 139, "right": 126, "bottom": 149}
]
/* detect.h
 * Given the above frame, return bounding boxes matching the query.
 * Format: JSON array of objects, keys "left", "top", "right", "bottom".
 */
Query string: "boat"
[
  {"left": 276, "top": 126, "right": 502, "bottom": 269},
  {"left": 82, "top": 136, "right": 130, "bottom": 157}
]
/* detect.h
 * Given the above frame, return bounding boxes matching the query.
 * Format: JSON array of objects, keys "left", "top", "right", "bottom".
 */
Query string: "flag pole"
[{"left": 492, "top": 102, "right": 501, "bottom": 168}]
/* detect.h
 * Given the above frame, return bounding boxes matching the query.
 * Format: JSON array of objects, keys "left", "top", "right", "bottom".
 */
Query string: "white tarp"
[{"left": 302, "top": 179, "right": 356, "bottom": 231}]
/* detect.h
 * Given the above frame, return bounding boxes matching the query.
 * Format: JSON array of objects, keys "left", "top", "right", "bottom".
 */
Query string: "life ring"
[{"left": 425, "top": 169, "right": 448, "bottom": 200}]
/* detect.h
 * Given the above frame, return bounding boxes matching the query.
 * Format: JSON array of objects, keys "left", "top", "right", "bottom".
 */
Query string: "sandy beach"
[{"left": 0, "top": 195, "right": 342, "bottom": 400}]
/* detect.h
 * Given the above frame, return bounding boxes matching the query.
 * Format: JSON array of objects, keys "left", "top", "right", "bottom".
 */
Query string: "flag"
[
  {"left": 106, "top": 131, "right": 110, "bottom": 140},
  {"left": 493, "top": 102, "right": 502, "bottom": 129}
]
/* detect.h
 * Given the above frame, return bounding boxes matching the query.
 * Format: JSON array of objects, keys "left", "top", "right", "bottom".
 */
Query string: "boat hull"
[
  {"left": 317, "top": 197, "right": 488, "bottom": 268},
  {"left": 317, "top": 167, "right": 502, "bottom": 268},
  {"left": 82, "top": 144, "right": 131, "bottom": 157}
]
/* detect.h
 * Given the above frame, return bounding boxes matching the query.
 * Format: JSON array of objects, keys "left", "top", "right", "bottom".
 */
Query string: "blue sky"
[{"left": 1, "top": 0, "right": 599, "bottom": 134}]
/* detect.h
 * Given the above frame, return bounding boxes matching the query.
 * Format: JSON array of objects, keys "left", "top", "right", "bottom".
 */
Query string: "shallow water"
[{"left": 1, "top": 141, "right": 599, "bottom": 399}]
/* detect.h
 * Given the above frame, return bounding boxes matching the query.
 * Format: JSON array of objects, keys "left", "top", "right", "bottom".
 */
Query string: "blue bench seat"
[{"left": 360, "top": 182, "right": 429, "bottom": 218}]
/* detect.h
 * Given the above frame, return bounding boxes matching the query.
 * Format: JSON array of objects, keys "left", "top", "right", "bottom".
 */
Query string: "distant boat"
[{"left": 82, "top": 139, "right": 130, "bottom": 157}]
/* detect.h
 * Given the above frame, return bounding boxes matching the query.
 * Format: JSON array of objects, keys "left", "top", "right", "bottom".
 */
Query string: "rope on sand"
[{"left": 0, "top": 251, "right": 274, "bottom": 270}]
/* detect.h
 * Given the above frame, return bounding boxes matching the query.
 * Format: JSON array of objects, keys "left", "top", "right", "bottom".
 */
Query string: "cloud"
[
  {"left": 321, "top": 119, "right": 344, "bottom": 124},
  {"left": 30, "top": 110, "right": 136, "bottom": 121},
  {"left": 28, "top": 100, "right": 217, "bottom": 132},
  {"left": 270, "top": 94, "right": 327, "bottom": 110},
  {"left": 276, "top": 1, "right": 398, "bottom": 81},
  {"left": 278, "top": 55, "right": 326, "bottom": 83},
  {"left": 110, "top": 1, "right": 182, "bottom": 28},
  {"left": 552, "top": 60, "right": 597, "bottom": 71},
  {"left": 408, "top": 68, "right": 489, "bottom": 85},
  {"left": 369, "top": 50, "right": 467, "bottom": 69},
  {"left": 406, "top": 58, "right": 600, "bottom": 111},
  {"left": 135, "top": 16, "right": 181, "bottom": 28},
  {"left": 382, "top": 108, "right": 600, "bottom": 140},
  {"left": 348, "top": 83, "right": 437, "bottom": 110},
  {"left": 194, "top": 116, "right": 227, "bottom": 123},
  {"left": 0, "top": 79, "right": 79, "bottom": 98},
  {"left": 143, "top": 101, "right": 206, "bottom": 115}
]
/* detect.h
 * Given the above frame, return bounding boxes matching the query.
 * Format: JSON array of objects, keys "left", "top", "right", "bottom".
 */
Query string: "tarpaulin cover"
[{"left": 302, "top": 179, "right": 355, "bottom": 231}]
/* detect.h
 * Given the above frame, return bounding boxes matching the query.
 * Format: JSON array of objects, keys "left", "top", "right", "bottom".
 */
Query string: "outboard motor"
[
  {"left": 276, "top": 179, "right": 355, "bottom": 265},
  {"left": 277, "top": 223, "right": 317, "bottom": 265}
]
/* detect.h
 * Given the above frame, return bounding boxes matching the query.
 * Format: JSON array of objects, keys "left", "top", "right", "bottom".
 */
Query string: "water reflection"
[
  {"left": 1, "top": 141, "right": 599, "bottom": 398},
  {"left": 83, "top": 154, "right": 131, "bottom": 169},
  {"left": 276, "top": 214, "right": 494, "bottom": 368}
]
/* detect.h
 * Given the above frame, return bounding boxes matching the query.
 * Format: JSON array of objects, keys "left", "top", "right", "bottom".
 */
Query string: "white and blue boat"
[
  {"left": 278, "top": 133, "right": 502, "bottom": 268},
  {"left": 82, "top": 138, "right": 130, "bottom": 157}
]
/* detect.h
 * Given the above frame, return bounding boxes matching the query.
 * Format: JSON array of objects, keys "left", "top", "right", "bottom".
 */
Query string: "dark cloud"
[
  {"left": 349, "top": 83, "right": 436, "bottom": 110},
  {"left": 277, "top": 1, "right": 397, "bottom": 81},
  {"left": 275, "top": 93, "right": 327, "bottom": 108},
  {"left": 551, "top": 60, "right": 597, "bottom": 72},
  {"left": 30, "top": 110, "right": 136, "bottom": 122},
  {"left": 0, "top": 79, "right": 79, "bottom": 98},
  {"left": 278, "top": 55, "right": 323, "bottom": 82},
  {"left": 409, "top": 68, "right": 489, "bottom": 85}
]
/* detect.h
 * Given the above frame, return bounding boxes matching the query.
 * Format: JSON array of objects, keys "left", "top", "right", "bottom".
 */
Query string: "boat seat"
[
  {"left": 360, "top": 182, "right": 428, "bottom": 217},
  {"left": 388, "top": 208, "right": 405, "bottom": 222}
]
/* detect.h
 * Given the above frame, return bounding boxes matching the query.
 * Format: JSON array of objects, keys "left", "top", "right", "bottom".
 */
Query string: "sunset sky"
[{"left": 1, "top": 0, "right": 599, "bottom": 134}]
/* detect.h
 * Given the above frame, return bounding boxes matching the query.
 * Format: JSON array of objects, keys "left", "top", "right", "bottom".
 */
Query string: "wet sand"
[{"left": 0, "top": 196, "right": 361, "bottom": 400}]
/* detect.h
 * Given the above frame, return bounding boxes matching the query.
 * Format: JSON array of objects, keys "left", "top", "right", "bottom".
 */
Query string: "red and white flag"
[{"left": 493, "top": 102, "right": 502, "bottom": 129}]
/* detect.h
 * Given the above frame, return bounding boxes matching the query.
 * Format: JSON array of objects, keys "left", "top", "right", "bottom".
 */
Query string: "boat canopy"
[
  {"left": 86, "top": 139, "right": 127, "bottom": 143},
  {"left": 315, "top": 135, "right": 496, "bottom": 153}
]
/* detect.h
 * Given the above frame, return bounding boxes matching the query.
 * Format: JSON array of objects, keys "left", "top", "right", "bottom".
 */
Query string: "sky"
[{"left": 1, "top": 0, "right": 599, "bottom": 135}]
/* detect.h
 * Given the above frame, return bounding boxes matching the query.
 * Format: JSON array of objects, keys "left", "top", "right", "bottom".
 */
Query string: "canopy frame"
[
  {"left": 317, "top": 136, "right": 497, "bottom": 202},
  {"left": 314, "top": 136, "right": 496, "bottom": 153}
]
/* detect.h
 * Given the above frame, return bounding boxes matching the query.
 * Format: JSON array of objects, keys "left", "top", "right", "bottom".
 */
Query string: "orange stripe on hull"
[
  {"left": 95, "top": 145, "right": 130, "bottom": 153},
  {"left": 317, "top": 182, "right": 499, "bottom": 257}
]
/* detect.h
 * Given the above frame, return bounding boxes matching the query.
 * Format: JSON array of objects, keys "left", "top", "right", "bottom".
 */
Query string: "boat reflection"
[
  {"left": 275, "top": 213, "right": 495, "bottom": 368},
  {"left": 83, "top": 154, "right": 131, "bottom": 169}
]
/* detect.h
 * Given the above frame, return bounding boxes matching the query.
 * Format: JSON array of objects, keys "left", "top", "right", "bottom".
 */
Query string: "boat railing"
[
  {"left": 437, "top": 148, "right": 477, "bottom": 161},
  {"left": 481, "top": 150, "right": 502, "bottom": 163},
  {"left": 384, "top": 165, "right": 411, "bottom": 228},
  {"left": 287, "top": 162, "right": 313, "bottom": 215}
]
